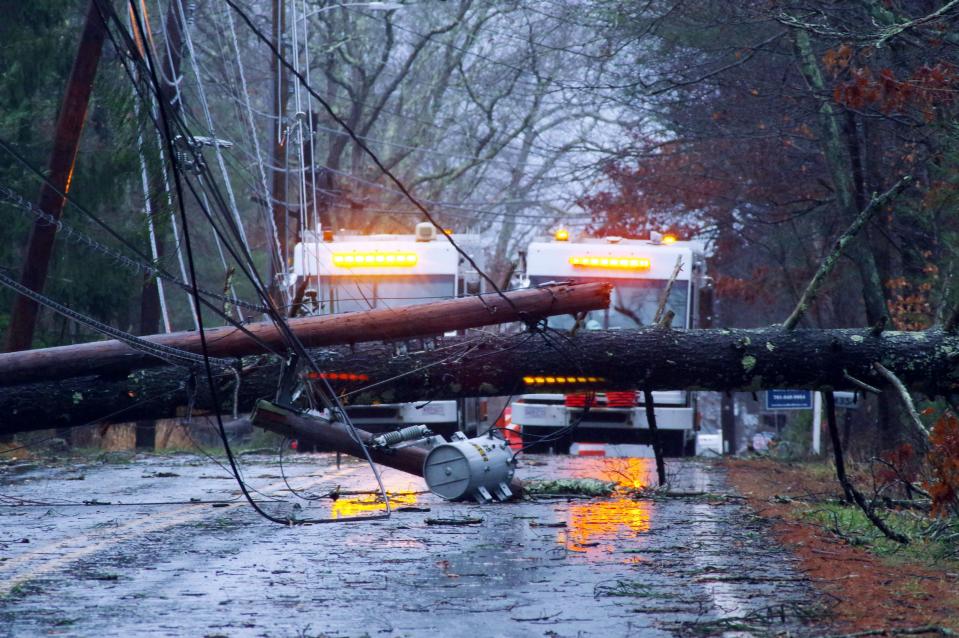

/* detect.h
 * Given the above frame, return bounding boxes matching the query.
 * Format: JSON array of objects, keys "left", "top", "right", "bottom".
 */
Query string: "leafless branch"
[
  {"left": 843, "top": 371, "right": 880, "bottom": 395},
  {"left": 654, "top": 255, "right": 683, "bottom": 326},
  {"left": 824, "top": 392, "right": 911, "bottom": 545},
  {"left": 873, "top": 362, "right": 930, "bottom": 440},
  {"left": 783, "top": 177, "right": 912, "bottom": 330},
  {"left": 874, "top": 0, "right": 959, "bottom": 47}
]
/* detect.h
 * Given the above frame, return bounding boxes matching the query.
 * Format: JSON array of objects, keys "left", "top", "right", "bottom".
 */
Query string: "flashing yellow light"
[
  {"left": 523, "top": 375, "right": 605, "bottom": 385},
  {"left": 662, "top": 234, "right": 678, "bottom": 245},
  {"left": 554, "top": 228, "right": 569, "bottom": 241},
  {"left": 332, "top": 252, "right": 418, "bottom": 267},
  {"left": 569, "top": 256, "right": 650, "bottom": 270}
]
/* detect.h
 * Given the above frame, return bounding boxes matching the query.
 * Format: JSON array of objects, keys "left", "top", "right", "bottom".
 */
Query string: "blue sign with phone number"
[{"left": 764, "top": 390, "right": 813, "bottom": 410}]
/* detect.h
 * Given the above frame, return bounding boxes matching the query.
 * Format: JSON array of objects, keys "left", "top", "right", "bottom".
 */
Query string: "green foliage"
[
  {"left": 523, "top": 478, "right": 617, "bottom": 496},
  {"left": 0, "top": 1, "right": 154, "bottom": 345},
  {"left": 801, "top": 503, "right": 959, "bottom": 566}
]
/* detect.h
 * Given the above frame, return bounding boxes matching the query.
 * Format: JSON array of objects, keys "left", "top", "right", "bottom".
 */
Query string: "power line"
[
  {"left": 0, "top": 136, "right": 284, "bottom": 355},
  {"left": 225, "top": 0, "right": 526, "bottom": 321},
  {"left": 0, "top": 183, "right": 270, "bottom": 313},
  {"left": 117, "top": 0, "right": 394, "bottom": 525},
  {"left": 0, "top": 268, "right": 232, "bottom": 369}
]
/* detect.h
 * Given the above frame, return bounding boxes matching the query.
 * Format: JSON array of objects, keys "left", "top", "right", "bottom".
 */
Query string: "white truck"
[
  {"left": 509, "top": 231, "right": 710, "bottom": 456},
  {"left": 291, "top": 222, "right": 487, "bottom": 438}
]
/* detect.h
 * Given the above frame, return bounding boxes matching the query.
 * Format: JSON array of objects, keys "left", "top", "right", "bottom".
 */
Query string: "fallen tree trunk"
[
  {"left": 0, "top": 282, "right": 610, "bottom": 385},
  {"left": 1, "top": 326, "right": 957, "bottom": 435}
]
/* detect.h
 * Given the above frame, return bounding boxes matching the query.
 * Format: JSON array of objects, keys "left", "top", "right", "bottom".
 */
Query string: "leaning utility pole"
[
  {"left": 268, "top": 0, "right": 290, "bottom": 304},
  {"left": 5, "top": 0, "right": 107, "bottom": 352}
]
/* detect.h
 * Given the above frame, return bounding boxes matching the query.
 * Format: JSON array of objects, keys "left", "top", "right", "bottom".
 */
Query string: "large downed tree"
[
  {"left": 3, "top": 325, "right": 957, "bottom": 435},
  {"left": 3, "top": 178, "right": 951, "bottom": 445}
]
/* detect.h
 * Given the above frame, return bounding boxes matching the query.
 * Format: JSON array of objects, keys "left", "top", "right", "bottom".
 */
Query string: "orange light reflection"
[
  {"left": 553, "top": 457, "right": 655, "bottom": 555},
  {"left": 595, "top": 457, "right": 654, "bottom": 490},
  {"left": 561, "top": 498, "right": 652, "bottom": 553},
  {"left": 330, "top": 491, "right": 418, "bottom": 519}
]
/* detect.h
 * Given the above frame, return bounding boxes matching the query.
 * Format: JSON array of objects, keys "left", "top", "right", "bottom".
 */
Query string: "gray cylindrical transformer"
[{"left": 422, "top": 433, "right": 517, "bottom": 503}]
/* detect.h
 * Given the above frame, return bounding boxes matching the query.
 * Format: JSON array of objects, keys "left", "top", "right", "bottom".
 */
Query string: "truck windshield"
[
  {"left": 320, "top": 275, "right": 456, "bottom": 313},
  {"left": 528, "top": 276, "right": 689, "bottom": 329}
]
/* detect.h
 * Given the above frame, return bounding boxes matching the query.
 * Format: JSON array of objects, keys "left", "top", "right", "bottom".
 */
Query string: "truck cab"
[
  {"left": 291, "top": 223, "right": 486, "bottom": 438},
  {"left": 510, "top": 231, "right": 708, "bottom": 456}
]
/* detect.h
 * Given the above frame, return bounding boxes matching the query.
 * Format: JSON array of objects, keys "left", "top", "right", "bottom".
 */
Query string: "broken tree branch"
[
  {"left": 783, "top": 176, "right": 912, "bottom": 330},
  {"left": 642, "top": 388, "right": 667, "bottom": 486},
  {"left": 653, "top": 255, "right": 683, "bottom": 325},
  {"left": 873, "top": 362, "right": 930, "bottom": 440},
  {"left": 843, "top": 370, "right": 881, "bottom": 395},
  {"left": 825, "top": 391, "right": 910, "bottom": 545}
]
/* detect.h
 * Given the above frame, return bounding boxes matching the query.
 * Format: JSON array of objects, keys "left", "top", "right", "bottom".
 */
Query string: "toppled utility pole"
[
  {"left": 5, "top": 0, "right": 107, "bottom": 352},
  {"left": 251, "top": 401, "right": 525, "bottom": 498},
  {"left": 0, "top": 282, "right": 610, "bottom": 385}
]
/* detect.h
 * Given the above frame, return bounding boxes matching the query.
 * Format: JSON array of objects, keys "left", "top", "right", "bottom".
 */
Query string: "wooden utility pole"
[
  {"left": 0, "top": 282, "right": 611, "bottom": 385},
  {"left": 268, "top": 0, "right": 289, "bottom": 302},
  {"left": 251, "top": 401, "right": 525, "bottom": 496},
  {"left": 5, "top": 0, "right": 107, "bottom": 352}
]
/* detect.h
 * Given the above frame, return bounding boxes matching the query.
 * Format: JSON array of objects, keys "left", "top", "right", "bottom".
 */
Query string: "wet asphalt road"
[{"left": 0, "top": 452, "right": 822, "bottom": 637}]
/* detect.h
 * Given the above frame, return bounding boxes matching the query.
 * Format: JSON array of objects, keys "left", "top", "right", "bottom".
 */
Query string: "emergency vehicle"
[
  {"left": 509, "top": 230, "right": 710, "bottom": 456},
  {"left": 291, "top": 222, "right": 487, "bottom": 437}
]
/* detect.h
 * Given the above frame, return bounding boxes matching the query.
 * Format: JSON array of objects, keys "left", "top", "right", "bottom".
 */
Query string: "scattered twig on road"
[
  {"left": 425, "top": 517, "right": 483, "bottom": 526},
  {"left": 824, "top": 625, "right": 957, "bottom": 638}
]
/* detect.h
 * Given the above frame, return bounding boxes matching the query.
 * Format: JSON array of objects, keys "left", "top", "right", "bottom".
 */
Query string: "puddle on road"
[
  {"left": 534, "top": 456, "right": 656, "bottom": 556},
  {"left": 562, "top": 498, "right": 652, "bottom": 553},
  {"left": 330, "top": 491, "right": 418, "bottom": 518},
  {"left": 0, "top": 454, "right": 822, "bottom": 637}
]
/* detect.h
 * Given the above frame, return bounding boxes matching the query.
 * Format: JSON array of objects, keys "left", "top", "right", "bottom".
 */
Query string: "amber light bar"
[
  {"left": 332, "top": 252, "right": 418, "bottom": 267},
  {"left": 569, "top": 256, "right": 650, "bottom": 270},
  {"left": 523, "top": 375, "right": 605, "bottom": 385},
  {"left": 306, "top": 371, "right": 370, "bottom": 382}
]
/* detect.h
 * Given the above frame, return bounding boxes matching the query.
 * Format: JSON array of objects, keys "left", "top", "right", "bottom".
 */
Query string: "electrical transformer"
[{"left": 422, "top": 432, "right": 516, "bottom": 503}]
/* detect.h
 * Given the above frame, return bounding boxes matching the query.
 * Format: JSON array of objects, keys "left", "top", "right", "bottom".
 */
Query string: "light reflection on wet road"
[{"left": 0, "top": 453, "right": 819, "bottom": 637}]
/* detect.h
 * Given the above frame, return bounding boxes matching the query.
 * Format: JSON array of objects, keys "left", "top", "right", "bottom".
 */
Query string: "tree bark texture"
[
  {"left": 2, "top": 327, "right": 957, "bottom": 436},
  {"left": 0, "top": 282, "right": 610, "bottom": 385}
]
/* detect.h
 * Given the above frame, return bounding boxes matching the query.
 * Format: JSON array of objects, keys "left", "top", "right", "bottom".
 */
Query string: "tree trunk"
[
  {"left": 792, "top": 28, "right": 888, "bottom": 326},
  {"left": 2, "top": 326, "right": 956, "bottom": 436}
]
